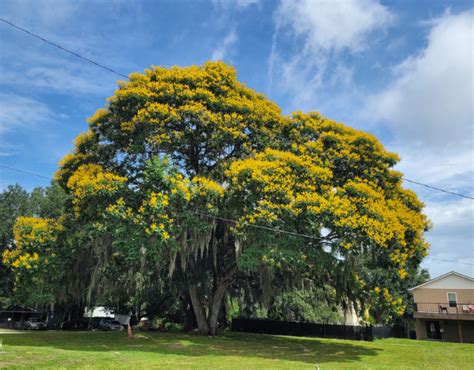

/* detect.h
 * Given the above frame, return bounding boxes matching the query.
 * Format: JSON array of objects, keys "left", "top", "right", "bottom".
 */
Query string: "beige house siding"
[{"left": 413, "top": 288, "right": 474, "bottom": 304}]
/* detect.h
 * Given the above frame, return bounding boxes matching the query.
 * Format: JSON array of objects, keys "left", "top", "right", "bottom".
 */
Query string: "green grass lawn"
[{"left": 0, "top": 329, "right": 472, "bottom": 369}]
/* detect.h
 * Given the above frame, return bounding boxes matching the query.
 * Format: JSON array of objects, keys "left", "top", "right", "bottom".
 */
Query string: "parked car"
[
  {"left": 24, "top": 317, "right": 47, "bottom": 330},
  {"left": 61, "top": 319, "right": 89, "bottom": 330},
  {"left": 98, "top": 318, "right": 123, "bottom": 331},
  {"left": 86, "top": 317, "right": 102, "bottom": 330}
]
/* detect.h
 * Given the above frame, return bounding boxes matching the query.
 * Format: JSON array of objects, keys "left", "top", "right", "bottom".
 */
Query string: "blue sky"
[{"left": 0, "top": 0, "right": 473, "bottom": 278}]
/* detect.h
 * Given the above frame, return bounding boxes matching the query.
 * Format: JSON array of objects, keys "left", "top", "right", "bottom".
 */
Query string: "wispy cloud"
[
  {"left": 276, "top": 0, "right": 392, "bottom": 54},
  {"left": 270, "top": 0, "right": 392, "bottom": 109},
  {"left": 1, "top": 0, "right": 79, "bottom": 25},
  {"left": 0, "top": 61, "right": 116, "bottom": 96},
  {"left": 212, "top": 0, "right": 260, "bottom": 10},
  {"left": 367, "top": 10, "right": 473, "bottom": 152},
  {"left": 0, "top": 93, "right": 54, "bottom": 134},
  {"left": 0, "top": 142, "right": 21, "bottom": 157},
  {"left": 0, "top": 93, "right": 55, "bottom": 156},
  {"left": 211, "top": 30, "right": 238, "bottom": 61},
  {"left": 0, "top": 1, "right": 144, "bottom": 98},
  {"left": 366, "top": 10, "right": 474, "bottom": 199},
  {"left": 267, "top": 16, "right": 281, "bottom": 95},
  {"left": 364, "top": 10, "right": 474, "bottom": 277},
  {"left": 422, "top": 198, "right": 474, "bottom": 277}
]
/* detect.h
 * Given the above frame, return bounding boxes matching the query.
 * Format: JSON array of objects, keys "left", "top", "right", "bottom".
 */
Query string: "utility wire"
[
  {"left": 0, "top": 165, "right": 325, "bottom": 242},
  {"left": 194, "top": 210, "right": 325, "bottom": 242},
  {"left": 0, "top": 18, "right": 129, "bottom": 80},
  {"left": 428, "top": 257, "right": 474, "bottom": 267},
  {"left": 402, "top": 178, "right": 474, "bottom": 200},
  {"left": 1, "top": 164, "right": 473, "bottom": 267},
  {"left": 0, "top": 165, "right": 52, "bottom": 181},
  {"left": 1, "top": 17, "right": 473, "bottom": 202}
]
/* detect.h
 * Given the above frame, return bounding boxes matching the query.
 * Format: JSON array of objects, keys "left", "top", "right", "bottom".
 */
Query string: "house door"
[{"left": 426, "top": 321, "right": 442, "bottom": 340}]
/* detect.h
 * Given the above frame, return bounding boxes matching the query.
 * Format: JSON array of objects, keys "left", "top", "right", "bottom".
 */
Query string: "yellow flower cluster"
[
  {"left": 87, "top": 61, "right": 284, "bottom": 164},
  {"left": 227, "top": 113, "right": 429, "bottom": 269},
  {"left": 53, "top": 152, "right": 91, "bottom": 183},
  {"left": 13, "top": 217, "right": 63, "bottom": 246},
  {"left": 73, "top": 130, "right": 94, "bottom": 150},
  {"left": 86, "top": 107, "right": 108, "bottom": 125},
  {"left": 2, "top": 217, "right": 62, "bottom": 270},
  {"left": 168, "top": 173, "right": 191, "bottom": 201},
  {"left": 105, "top": 191, "right": 173, "bottom": 242},
  {"left": 192, "top": 176, "right": 224, "bottom": 197},
  {"left": 375, "top": 288, "right": 406, "bottom": 317},
  {"left": 228, "top": 148, "right": 333, "bottom": 227},
  {"left": 146, "top": 192, "right": 170, "bottom": 208},
  {"left": 67, "top": 164, "right": 127, "bottom": 213},
  {"left": 10, "top": 252, "right": 39, "bottom": 269}
]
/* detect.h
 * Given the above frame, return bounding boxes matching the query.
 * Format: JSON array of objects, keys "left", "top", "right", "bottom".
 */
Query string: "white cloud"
[
  {"left": 275, "top": 0, "right": 392, "bottom": 54},
  {"left": 213, "top": 0, "right": 260, "bottom": 10},
  {"left": 422, "top": 198, "right": 474, "bottom": 278},
  {"left": 1, "top": 0, "right": 79, "bottom": 25},
  {"left": 364, "top": 10, "right": 474, "bottom": 278},
  {"left": 0, "top": 38, "right": 118, "bottom": 96},
  {"left": 0, "top": 93, "right": 53, "bottom": 134},
  {"left": 368, "top": 10, "right": 474, "bottom": 151},
  {"left": 0, "top": 142, "right": 20, "bottom": 157},
  {"left": 21, "top": 66, "right": 112, "bottom": 95},
  {"left": 0, "top": 94, "right": 54, "bottom": 157},
  {"left": 0, "top": 1, "right": 138, "bottom": 97},
  {"left": 270, "top": 0, "right": 392, "bottom": 107},
  {"left": 367, "top": 10, "right": 474, "bottom": 203},
  {"left": 211, "top": 30, "right": 238, "bottom": 61}
]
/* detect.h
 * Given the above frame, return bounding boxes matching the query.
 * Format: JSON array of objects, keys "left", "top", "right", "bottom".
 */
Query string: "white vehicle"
[{"left": 25, "top": 317, "right": 47, "bottom": 330}]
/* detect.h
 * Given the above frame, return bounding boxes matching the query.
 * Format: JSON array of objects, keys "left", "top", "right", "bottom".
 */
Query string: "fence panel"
[{"left": 231, "top": 318, "right": 376, "bottom": 341}]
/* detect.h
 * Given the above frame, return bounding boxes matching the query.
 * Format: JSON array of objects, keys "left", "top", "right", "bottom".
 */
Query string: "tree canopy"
[
  {"left": 0, "top": 183, "right": 67, "bottom": 309},
  {"left": 3, "top": 62, "right": 430, "bottom": 334}
]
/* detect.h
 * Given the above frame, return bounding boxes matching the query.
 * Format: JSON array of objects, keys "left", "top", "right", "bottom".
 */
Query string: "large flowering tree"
[{"left": 4, "top": 62, "right": 430, "bottom": 334}]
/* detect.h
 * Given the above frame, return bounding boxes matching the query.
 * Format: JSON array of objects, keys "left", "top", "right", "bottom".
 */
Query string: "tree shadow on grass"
[{"left": 1, "top": 330, "right": 382, "bottom": 366}]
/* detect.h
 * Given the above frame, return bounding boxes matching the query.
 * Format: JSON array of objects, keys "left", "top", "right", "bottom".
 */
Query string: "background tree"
[
  {"left": 0, "top": 184, "right": 30, "bottom": 309},
  {"left": 1, "top": 183, "right": 69, "bottom": 311}
]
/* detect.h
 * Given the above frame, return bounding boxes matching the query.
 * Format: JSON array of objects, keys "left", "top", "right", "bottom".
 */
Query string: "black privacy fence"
[{"left": 231, "top": 318, "right": 410, "bottom": 341}]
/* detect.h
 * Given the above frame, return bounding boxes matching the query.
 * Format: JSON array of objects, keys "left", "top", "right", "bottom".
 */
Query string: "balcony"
[{"left": 414, "top": 302, "right": 474, "bottom": 320}]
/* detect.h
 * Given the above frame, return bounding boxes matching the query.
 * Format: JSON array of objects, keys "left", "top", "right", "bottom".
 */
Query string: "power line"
[
  {"left": 194, "top": 211, "right": 325, "bottom": 242},
  {"left": 1, "top": 18, "right": 473, "bottom": 201},
  {"left": 1, "top": 164, "right": 473, "bottom": 268},
  {"left": 0, "top": 18, "right": 129, "bottom": 80},
  {"left": 428, "top": 257, "right": 474, "bottom": 267},
  {"left": 0, "top": 165, "right": 327, "bottom": 242},
  {"left": 402, "top": 178, "right": 474, "bottom": 200},
  {"left": 0, "top": 165, "right": 51, "bottom": 181}
]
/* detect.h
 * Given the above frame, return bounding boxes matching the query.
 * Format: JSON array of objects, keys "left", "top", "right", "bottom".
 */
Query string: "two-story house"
[{"left": 409, "top": 271, "right": 474, "bottom": 343}]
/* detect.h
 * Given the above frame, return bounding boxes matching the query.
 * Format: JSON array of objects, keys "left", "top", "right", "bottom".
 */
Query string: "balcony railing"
[{"left": 414, "top": 302, "right": 474, "bottom": 315}]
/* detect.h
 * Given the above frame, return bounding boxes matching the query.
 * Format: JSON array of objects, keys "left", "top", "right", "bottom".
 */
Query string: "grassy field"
[{"left": 0, "top": 329, "right": 473, "bottom": 369}]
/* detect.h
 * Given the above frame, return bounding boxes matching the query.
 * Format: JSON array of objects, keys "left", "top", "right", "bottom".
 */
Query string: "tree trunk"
[
  {"left": 208, "top": 280, "right": 229, "bottom": 336},
  {"left": 188, "top": 267, "right": 236, "bottom": 336},
  {"left": 182, "top": 294, "right": 197, "bottom": 332},
  {"left": 188, "top": 285, "right": 209, "bottom": 335}
]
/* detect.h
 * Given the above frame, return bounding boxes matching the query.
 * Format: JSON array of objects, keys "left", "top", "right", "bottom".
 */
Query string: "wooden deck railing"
[{"left": 414, "top": 302, "right": 474, "bottom": 314}]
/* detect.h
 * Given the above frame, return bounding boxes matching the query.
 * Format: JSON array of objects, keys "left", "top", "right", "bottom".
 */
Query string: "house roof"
[{"left": 408, "top": 271, "right": 474, "bottom": 292}]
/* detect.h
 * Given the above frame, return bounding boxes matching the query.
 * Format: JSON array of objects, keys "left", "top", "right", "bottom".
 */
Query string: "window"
[{"left": 447, "top": 292, "right": 457, "bottom": 308}]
